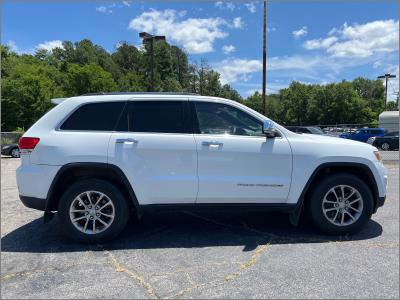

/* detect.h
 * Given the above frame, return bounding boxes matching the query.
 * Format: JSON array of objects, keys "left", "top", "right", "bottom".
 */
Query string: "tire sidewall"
[
  {"left": 58, "top": 179, "right": 129, "bottom": 243},
  {"left": 309, "top": 173, "right": 373, "bottom": 235}
]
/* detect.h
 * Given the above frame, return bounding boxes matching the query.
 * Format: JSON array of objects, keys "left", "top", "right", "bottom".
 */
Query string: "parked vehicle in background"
[
  {"left": 368, "top": 132, "right": 399, "bottom": 150},
  {"left": 1, "top": 144, "right": 20, "bottom": 158},
  {"left": 16, "top": 93, "right": 387, "bottom": 243},
  {"left": 286, "top": 126, "right": 324, "bottom": 135},
  {"left": 340, "top": 128, "right": 385, "bottom": 143}
]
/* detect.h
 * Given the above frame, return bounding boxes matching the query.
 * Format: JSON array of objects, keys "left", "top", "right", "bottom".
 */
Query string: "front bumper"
[
  {"left": 20, "top": 195, "right": 46, "bottom": 211},
  {"left": 1, "top": 148, "right": 10, "bottom": 155}
]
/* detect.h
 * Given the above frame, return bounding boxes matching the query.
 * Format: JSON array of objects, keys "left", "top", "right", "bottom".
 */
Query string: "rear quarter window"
[{"left": 60, "top": 102, "right": 126, "bottom": 131}]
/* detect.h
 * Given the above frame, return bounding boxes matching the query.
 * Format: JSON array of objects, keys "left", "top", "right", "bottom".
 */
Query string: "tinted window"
[
  {"left": 194, "top": 102, "right": 263, "bottom": 136},
  {"left": 298, "top": 127, "right": 311, "bottom": 133},
  {"left": 367, "top": 129, "right": 379, "bottom": 134},
  {"left": 386, "top": 132, "right": 399, "bottom": 136},
  {"left": 60, "top": 102, "right": 126, "bottom": 131},
  {"left": 116, "top": 101, "right": 186, "bottom": 133}
]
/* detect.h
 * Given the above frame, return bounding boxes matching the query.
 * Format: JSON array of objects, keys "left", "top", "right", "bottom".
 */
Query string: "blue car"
[{"left": 339, "top": 128, "right": 385, "bottom": 142}]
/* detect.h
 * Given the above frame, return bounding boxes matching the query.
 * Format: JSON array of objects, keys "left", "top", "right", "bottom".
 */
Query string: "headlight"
[
  {"left": 374, "top": 151, "right": 382, "bottom": 161},
  {"left": 2, "top": 145, "right": 10, "bottom": 150}
]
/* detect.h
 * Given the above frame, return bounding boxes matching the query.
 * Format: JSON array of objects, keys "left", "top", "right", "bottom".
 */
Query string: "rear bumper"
[
  {"left": 19, "top": 195, "right": 46, "bottom": 211},
  {"left": 16, "top": 164, "right": 60, "bottom": 199}
]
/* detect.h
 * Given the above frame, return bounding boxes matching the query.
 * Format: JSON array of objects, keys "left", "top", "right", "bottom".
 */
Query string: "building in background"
[{"left": 379, "top": 111, "right": 399, "bottom": 133}]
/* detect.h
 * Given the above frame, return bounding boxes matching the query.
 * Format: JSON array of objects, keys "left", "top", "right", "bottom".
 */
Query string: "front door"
[
  {"left": 192, "top": 100, "right": 292, "bottom": 204},
  {"left": 108, "top": 99, "right": 198, "bottom": 205}
]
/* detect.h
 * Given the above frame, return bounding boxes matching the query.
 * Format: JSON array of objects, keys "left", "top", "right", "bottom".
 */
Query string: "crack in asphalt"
[
  {"left": 102, "top": 249, "right": 159, "bottom": 299},
  {"left": 162, "top": 213, "right": 276, "bottom": 299},
  {"left": 1, "top": 267, "right": 59, "bottom": 281}
]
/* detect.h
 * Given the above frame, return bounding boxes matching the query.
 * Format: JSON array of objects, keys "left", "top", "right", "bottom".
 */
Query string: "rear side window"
[
  {"left": 116, "top": 101, "right": 187, "bottom": 133},
  {"left": 60, "top": 102, "right": 126, "bottom": 131}
]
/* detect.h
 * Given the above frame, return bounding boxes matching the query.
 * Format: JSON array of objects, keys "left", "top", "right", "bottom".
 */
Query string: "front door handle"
[
  {"left": 116, "top": 138, "right": 138, "bottom": 144},
  {"left": 202, "top": 141, "right": 223, "bottom": 147}
]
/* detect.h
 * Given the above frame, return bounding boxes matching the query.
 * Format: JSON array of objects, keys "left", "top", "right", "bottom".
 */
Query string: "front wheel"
[
  {"left": 58, "top": 179, "right": 130, "bottom": 243},
  {"left": 308, "top": 173, "right": 373, "bottom": 235}
]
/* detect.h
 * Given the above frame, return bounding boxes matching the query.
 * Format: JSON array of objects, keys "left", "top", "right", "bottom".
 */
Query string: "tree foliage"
[
  {"left": 0, "top": 39, "right": 392, "bottom": 131},
  {"left": 243, "top": 78, "right": 388, "bottom": 126}
]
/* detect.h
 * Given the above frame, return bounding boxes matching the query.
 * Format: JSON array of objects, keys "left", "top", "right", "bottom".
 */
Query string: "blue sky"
[{"left": 2, "top": 1, "right": 399, "bottom": 99}]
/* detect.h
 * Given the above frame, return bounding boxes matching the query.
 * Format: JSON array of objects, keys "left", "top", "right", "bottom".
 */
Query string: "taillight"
[{"left": 18, "top": 137, "right": 40, "bottom": 151}]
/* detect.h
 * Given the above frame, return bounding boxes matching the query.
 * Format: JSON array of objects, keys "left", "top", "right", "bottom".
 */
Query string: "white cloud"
[
  {"left": 128, "top": 9, "right": 234, "bottom": 54},
  {"left": 36, "top": 40, "right": 64, "bottom": 51},
  {"left": 6, "top": 40, "right": 19, "bottom": 53},
  {"left": 382, "top": 64, "right": 399, "bottom": 101},
  {"left": 244, "top": 2, "right": 257, "bottom": 13},
  {"left": 96, "top": 5, "right": 113, "bottom": 14},
  {"left": 373, "top": 61, "right": 382, "bottom": 69},
  {"left": 222, "top": 45, "right": 235, "bottom": 54},
  {"left": 232, "top": 17, "right": 244, "bottom": 29},
  {"left": 267, "top": 27, "right": 276, "bottom": 33},
  {"left": 304, "top": 19, "right": 399, "bottom": 58},
  {"left": 214, "top": 59, "right": 262, "bottom": 84},
  {"left": 303, "top": 36, "right": 338, "bottom": 50},
  {"left": 215, "top": 1, "right": 235, "bottom": 11},
  {"left": 292, "top": 26, "right": 308, "bottom": 39},
  {"left": 122, "top": 1, "right": 131, "bottom": 7}
]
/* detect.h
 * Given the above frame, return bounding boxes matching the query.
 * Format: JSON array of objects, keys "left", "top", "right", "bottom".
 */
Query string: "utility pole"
[
  {"left": 377, "top": 73, "right": 396, "bottom": 108},
  {"left": 139, "top": 32, "right": 166, "bottom": 92},
  {"left": 262, "top": 0, "right": 267, "bottom": 115}
]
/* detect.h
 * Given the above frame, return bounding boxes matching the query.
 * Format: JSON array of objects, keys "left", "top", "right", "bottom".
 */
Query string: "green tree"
[
  {"left": 1, "top": 55, "right": 64, "bottom": 130},
  {"left": 65, "top": 63, "right": 117, "bottom": 96}
]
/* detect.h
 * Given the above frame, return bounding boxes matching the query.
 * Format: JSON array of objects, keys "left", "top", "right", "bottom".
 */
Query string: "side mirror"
[{"left": 263, "top": 120, "right": 277, "bottom": 138}]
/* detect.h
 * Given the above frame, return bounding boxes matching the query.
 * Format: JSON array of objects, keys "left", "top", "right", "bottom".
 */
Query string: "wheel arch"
[
  {"left": 44, "top": 162, "right": 140, "bottom": 222},
  {"left": 289, "top": 162, "right": 380, "bottom": 226}
]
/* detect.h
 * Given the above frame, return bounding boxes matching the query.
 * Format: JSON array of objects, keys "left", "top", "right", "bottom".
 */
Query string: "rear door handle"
[
  {"left": 116, "top": 138, "right": 138, "bottom": 144},
  {"left": 202, "top": 141, "right": 223, "bottom": 146}
]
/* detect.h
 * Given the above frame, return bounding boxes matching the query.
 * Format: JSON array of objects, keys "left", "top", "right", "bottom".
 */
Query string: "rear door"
[
  {"left": 191, "top": 100, "right": 292, "bottom": 204},
  {"left": 108, "top": 99, "right": 198, "bottom": 205}
]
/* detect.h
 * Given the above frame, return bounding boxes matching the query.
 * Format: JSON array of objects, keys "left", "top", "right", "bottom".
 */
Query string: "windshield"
[{"left": 307, "top": 127, "right": 324, "bottom": 134}]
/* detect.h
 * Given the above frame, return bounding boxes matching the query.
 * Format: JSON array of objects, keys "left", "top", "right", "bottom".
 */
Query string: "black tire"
[
  {"left": 308, "top": 173, "right": 373, "bottom": 235},
  {"left": 10, "top": 147, "right": 20, "bottom": 158},
  {"left": 58, "top": 179, "right": 130, "bottom": 243}
]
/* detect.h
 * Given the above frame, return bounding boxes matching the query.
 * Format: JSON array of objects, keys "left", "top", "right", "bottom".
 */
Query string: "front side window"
[
  {"left": 60, "top": 102, "right": 126, "bottom": 131},
  {"left": 194, "top": 102, "right": 263, "bottom": 136},
  {"left": 116, "top": 101, "right": 187, "bottom": 133}
]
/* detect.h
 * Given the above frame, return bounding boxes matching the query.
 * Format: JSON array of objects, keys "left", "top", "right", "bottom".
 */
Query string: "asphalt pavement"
[{"left": 1, "top": 157, "right": 399, "bottom": 299}]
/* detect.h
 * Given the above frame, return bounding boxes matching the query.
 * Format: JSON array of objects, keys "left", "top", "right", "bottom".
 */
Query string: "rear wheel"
[
  {"left": 58, "top": 179, "right": 130, "bottom": 243},
  {"left": 10, "top": 147, "right": 20, "bottom": 158},
  {"left": 308, "top": 173, "right": 373, "bottom": 235},
  {"left": 381, "top": 142, "right": 390, "bottom": 151}
]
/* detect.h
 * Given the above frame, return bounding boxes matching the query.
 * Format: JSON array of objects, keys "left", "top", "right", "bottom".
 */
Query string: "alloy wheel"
[
  {"left": 381, "top": 143, "right": 390, "bottom": 151},
  {"left": 69, "top": 191, "right": 115, "bottom": 234},
  {"left": 321, "top": 185, "right": 363, "bottom": 226},
  {"left": 11, "top": 148, "right": 20, "bottom": 158}
]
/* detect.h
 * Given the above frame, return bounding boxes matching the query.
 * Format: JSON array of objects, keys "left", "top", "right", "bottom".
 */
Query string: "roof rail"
[{"left": 80, "top": 92, "right": 200, "bottom": 96}]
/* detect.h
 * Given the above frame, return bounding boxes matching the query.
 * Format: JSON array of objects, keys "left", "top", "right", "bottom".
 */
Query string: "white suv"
[{"left": 16, "top": 93, "right": 388, "bottom": 243}]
